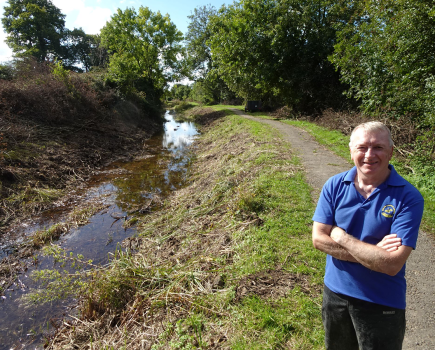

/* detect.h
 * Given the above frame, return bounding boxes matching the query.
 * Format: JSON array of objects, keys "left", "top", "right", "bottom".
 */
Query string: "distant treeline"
[
  {"left": 2, "top": 0, "right": 435, "bottom": 129},
  {"left": 184, "top": 0, "right": 435, "bottom": 124}
]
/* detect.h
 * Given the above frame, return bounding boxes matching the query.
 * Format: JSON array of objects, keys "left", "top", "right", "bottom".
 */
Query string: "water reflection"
[
  {"left": 163, "top": 116, "right": 198, "bottom": 149},
  {"left": 0, "top": 110, "right": 198, "bottom": 349}
]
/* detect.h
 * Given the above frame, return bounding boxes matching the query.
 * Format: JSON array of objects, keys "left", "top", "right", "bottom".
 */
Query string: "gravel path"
[{"left": 232, "top": 109, "right": 435, "bottom": 349}]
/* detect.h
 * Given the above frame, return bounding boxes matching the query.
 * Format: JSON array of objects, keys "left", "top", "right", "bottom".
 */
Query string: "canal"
[{"left": 0, "top": 111, "right": 198, "bottom": 349}]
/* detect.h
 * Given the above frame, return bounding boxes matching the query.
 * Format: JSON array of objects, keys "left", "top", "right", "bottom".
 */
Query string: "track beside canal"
[{"left": 232, "top": 108, "right": 435, "bottom": 350}]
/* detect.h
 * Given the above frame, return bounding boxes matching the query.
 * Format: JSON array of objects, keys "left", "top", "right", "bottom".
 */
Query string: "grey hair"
[{"left": 349, "top": 121, "right": 394, "bottom": 148}]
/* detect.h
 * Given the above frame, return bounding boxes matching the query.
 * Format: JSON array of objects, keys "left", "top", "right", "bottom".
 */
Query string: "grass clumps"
[{"left": 46, "top": 108, "right": 325, "bottom": 349}]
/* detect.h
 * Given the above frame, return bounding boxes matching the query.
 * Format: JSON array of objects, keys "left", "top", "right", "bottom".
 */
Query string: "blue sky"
[{"left": 0, "top": 0, "right": 232, "bottom": 63}]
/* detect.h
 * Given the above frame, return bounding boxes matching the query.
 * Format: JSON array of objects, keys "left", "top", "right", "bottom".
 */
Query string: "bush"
[
  {"left": 174, "top": 100, "right": 195, "bottom": 112},
  {"left": 0, "top": 59, "right": 117, "bottom": 124}
]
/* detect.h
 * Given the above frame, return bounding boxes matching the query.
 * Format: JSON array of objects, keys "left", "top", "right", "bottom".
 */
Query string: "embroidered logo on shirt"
[
  {"left": 381, "top": 205, "right": 396, "bottom": 218},
  {"left": 383, "top": 311, "right": 395, "bottom": 315}
]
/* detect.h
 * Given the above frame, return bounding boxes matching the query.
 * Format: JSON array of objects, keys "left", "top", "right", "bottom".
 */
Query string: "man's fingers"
[
  {"left": 377, "top": 236, "right": 402, "bottom": 250},
  {"left": 386, "top": 246, "right": 399, "bottom": 252},
  {"left": 382, "top": 242, "right": 401, "bottom": 250}
]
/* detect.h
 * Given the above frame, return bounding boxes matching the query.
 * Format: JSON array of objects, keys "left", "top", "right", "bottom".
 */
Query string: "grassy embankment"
[
  {"left": 0, "top": 61, "right": 163, "bottom": 234},
  {"left": 47, "top": 107, "right": 325, "bottom": 349},
  {"left": 229, "top": 106, "right": 434, "bottom": 236}
]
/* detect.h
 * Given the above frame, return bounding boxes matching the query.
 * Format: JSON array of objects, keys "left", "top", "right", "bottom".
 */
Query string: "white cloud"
[
  {"left": 52, "top": 0, "right": 113, "bottom": 34},
  {"left": 52, "top": 0, "right": 86, "bottom": 15},
  {"left": 74, "top": 7, "right": 113, "bottom": 34}
]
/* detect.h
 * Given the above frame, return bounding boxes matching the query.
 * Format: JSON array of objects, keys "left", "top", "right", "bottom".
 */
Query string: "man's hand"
[
  {"left": 330, "top": 226, "right": 347, "bottom": 245},
  {"left": 376, "top": 234, "right": 402, "bottom": 252}
]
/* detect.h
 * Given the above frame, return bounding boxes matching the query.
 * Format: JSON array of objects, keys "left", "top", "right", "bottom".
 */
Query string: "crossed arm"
[{"left": 312, "top": 222, "right": 413, "bottom": 276}]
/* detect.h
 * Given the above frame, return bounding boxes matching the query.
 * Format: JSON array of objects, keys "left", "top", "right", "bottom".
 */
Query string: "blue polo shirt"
[{"left": 313, "top": 165, "right": 424, "bottom": 309}]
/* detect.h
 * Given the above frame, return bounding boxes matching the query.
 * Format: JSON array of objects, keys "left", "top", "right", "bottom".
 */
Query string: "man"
[{"left": 312, "top": 121, "right": 424, "bottom": 350}]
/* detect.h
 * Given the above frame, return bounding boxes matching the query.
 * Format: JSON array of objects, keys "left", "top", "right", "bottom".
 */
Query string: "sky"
[{"left": 0, "top": 0, "right": 232, "bottom": 63}]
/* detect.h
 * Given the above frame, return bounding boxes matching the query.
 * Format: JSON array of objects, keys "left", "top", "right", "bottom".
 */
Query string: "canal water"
[{"left": 0, "top": 111, "right": 198, "bottom": 349}]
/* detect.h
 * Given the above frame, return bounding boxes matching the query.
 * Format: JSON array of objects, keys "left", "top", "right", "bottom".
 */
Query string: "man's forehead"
[
  {"left": 354, "top": 128, "right": 389, "bottom": 139},
  {"left": 352, "top": 129, "right": 390, "bottom": 145}
]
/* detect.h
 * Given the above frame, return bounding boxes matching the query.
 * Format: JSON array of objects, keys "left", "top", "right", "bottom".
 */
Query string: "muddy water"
[{"left": 0, "top": 111, "right": 198, "bottom": 349}]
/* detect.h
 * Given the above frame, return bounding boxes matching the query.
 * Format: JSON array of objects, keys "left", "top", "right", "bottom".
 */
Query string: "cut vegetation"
[{"left": 45, "top": 108, "right": 325, "bottom": 349}]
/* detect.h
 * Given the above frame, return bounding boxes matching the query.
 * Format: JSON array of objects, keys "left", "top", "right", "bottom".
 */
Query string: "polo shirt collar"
[{"left": 343, "top": 164, "right": 407, "bottom": 187}]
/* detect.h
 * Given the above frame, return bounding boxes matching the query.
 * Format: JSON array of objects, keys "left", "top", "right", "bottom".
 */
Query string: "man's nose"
[{"left": 365, "top": 147, "right": 375, "bottom": 157}]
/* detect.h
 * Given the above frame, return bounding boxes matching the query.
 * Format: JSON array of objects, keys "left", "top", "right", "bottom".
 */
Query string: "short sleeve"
[
  {"left": 391, "top": 195, "right": 424, "bottom": 249},
  {"left": 312, "top": 178, "right": 335, "bottom": 225}
]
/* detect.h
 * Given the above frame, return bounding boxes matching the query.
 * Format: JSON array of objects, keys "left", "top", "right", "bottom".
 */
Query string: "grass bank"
[
  {"left": 47, "top": 107, "right": 325, "bottom": 349},
  {"left": 232, "top": 105, "right": 435, "bottom": 236}
]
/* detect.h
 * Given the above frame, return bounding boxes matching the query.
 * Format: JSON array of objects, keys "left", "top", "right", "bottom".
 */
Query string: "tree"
[
  {"left": 2, "top": 0, "right": 66, "bottom": 62},
  {"left": 170, "top": 84, "right": 192, "bottom": 100},
  {"left": 62, "top": 29, "right": 108, "bottom": 72},
  {"left": 100, "top": 6, "right": 183, "bottom": 101},
  {"left": 330, "top": 0, "right": 435, "bottom": 125},
  {"left": 185, "top": 5, "right": 239, "bottom": 104},
  {"left": 185, "top": 5, "right": 217, "bottom": 79},
  {"left": 208, "top": 0, "right": 348, "bottom": 112}
]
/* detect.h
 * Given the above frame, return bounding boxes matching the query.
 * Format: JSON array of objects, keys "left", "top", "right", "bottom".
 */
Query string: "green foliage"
[
  {"left": 2, "top": 0, "right": 66, "bottom": 62},
  {"left": 407, "top": 129, "right": 435, "bottom": 192},
  {"left": 26, "top": 245, "right": 94, "bottom": 304},
  {"left": 208, "top": 0, "right": 348, "bottom": 112},
  {"left": 100, "top": 6, "right": 184, "bottom": 101},
  {"left": 190, "top": 80, "right": 214, "bottom": 105},
  {"left": 170, "top": 83, "right": 192, "bottom": 101},
  {"left": 184, "top": 5, "right": 239, "bottom": 104},
  {"left": 173, "top": 101, "right": 195, "bottom": 112},
  {"left": 51, "top": 59, "right": 70, "bottom": 86},
  {"left": 330, "top": 0, "right": 435, "bottom": 125},
  {"left": 185, "top": 5, "right": 217, "bottom": 80},
  {"left": 62, "top": 29, "right": 108, "bottom": 72},
  {"left": 0, "top": 63, "right": 15, "bottom": 80}
]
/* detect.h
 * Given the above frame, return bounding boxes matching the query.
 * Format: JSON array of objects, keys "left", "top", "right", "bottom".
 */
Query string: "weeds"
[
  {"left": 31, "top": 202, "right": 107, "bottom": 248},
  {"left": 173, "top": 101, "right": 196, "bottom": 113},
  {"left": 45, "top": 108, "right": 324, "bottom": 349},
  {"left": 25, "top": 245, "right": 97, "bottom": 304},
  {"left": 0, "top": 59, "right": 160, "bottom": 232},
  {"left": 32, "top": 223, "right": 70, "bottom": 247}
]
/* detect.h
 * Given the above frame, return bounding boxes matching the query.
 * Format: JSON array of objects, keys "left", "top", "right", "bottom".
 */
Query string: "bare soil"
[
  {"left": 232, "top": 108, "right": 435, "bottom": 350},
  {"left": 0, "top": 108, "right": 162, "bottom": 293}
]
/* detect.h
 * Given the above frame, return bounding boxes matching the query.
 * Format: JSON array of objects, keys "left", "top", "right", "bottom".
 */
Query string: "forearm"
[
  {"left": 312, "top": 222, "right": 358, "bottom": 262},
  {"left": 330, "top": 227, "right": 411, "bottom": 276},
  {"left": 314, "top": 235, "right": 358, "bottom": 262}
]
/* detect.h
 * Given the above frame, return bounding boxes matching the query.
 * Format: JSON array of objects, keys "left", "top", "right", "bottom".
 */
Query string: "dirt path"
[{"left": 231, "top": 109, "right": 435, "bottom": 350}]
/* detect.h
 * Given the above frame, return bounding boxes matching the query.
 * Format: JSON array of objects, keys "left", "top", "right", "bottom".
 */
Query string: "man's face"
[{"left": 350, "top": 129, "right": 393, "bottom": 178}]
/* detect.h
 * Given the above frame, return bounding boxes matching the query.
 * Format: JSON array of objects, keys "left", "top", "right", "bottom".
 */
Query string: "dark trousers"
[{"left": 322, "top": 285, "right": 406, "bottom": 350}]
